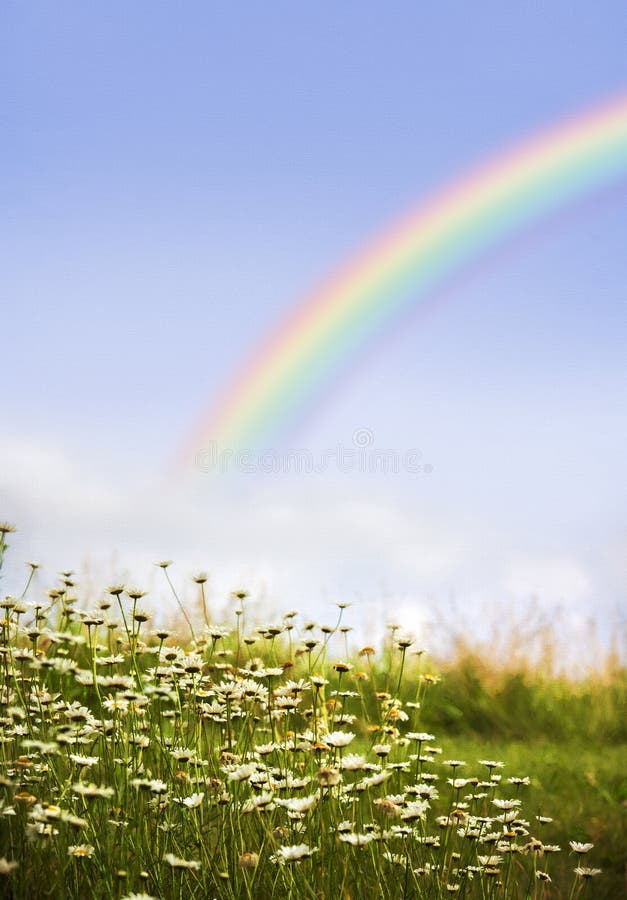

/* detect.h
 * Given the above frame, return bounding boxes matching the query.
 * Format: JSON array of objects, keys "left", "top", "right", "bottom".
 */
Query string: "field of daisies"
[{"left": 0, "top": 523, "right": 624, "bottom": 899}]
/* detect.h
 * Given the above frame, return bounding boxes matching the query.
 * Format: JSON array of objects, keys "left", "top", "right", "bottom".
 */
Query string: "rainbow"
[{"left": 186, "top": 94, "right": 627, "bottom": 458}]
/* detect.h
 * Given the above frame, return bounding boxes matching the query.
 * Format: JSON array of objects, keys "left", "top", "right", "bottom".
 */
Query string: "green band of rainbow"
[{"left": 186, "top": 95, "right": 627, "bottom": 457}]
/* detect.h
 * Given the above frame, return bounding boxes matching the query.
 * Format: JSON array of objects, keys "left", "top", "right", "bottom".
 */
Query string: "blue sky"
[{"left": 2, "top": 3, "right": 626, "bottom": 653}]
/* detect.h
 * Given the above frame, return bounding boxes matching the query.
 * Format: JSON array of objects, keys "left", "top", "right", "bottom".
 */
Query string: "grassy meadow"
[{"left": 0, "top": 523, "right": 624, "bottom": 899}]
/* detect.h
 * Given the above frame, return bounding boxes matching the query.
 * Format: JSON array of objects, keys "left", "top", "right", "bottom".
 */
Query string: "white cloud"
[
  {"left": 1, "top": 434, "right": 620, "bottom": 662},
  {"left": 502, "top": 556, "right": 591, "bottom": 603},
  {"left": 0, "top": 437, "right": 122, "bottom": 518}
]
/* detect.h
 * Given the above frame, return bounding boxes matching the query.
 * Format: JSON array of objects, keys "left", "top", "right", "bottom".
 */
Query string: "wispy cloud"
[{"left": 1, "top": 435, "right": 608, "bottom": 640}]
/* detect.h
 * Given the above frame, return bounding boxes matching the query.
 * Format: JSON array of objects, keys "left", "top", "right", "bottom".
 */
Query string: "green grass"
[
  {"left": 429, "top": 739, "right": 625, "bottom": 900},
  {"left": 0, "top": 525, "right": 624, "bottom": 899}
]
